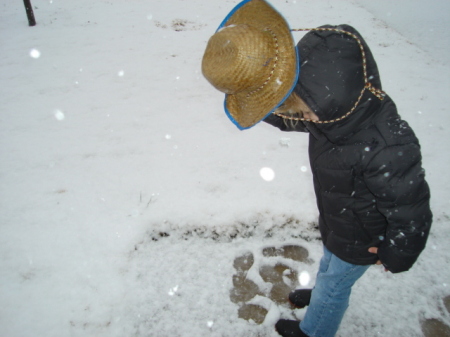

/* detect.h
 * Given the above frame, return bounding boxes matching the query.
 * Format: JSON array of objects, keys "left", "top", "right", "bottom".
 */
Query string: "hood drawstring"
[{"left": 274, "top": 28, "right": 385, "bottom": 125}]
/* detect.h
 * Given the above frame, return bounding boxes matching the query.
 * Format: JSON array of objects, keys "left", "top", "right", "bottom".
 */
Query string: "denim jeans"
[{"left": 299, "top": 246, "right": 370, "bottom": 337}]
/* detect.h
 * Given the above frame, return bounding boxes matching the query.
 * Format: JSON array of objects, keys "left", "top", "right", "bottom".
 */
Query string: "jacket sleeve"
[
  {"left": 263, "top": 113, "right": 309, "bottom": 132},
  {"left": 363, "top": 143, "right": 432, "bottom": 273}
]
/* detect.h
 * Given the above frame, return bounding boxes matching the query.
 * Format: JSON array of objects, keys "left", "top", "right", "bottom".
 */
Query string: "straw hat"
[{"left": 202, "top": 0, "right": 299, "bottom": 130}]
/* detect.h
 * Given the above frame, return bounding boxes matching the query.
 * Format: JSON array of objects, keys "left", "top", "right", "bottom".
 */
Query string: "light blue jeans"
[{"left": 300, "top": 246, "right": 370, "bottom": 337}]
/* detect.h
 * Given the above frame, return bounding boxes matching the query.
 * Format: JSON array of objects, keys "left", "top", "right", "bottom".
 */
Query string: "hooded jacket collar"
[{"left": 295, "top": 25, "right": 383, "bottom": 144}]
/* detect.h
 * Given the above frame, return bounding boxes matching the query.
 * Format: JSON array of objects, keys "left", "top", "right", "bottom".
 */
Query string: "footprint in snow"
[
  {"left": 421, "top": 295, "right": 450, "bottom": 337},
  {"left": 230, "top": 245, "right": 312, "bottom": 324}
]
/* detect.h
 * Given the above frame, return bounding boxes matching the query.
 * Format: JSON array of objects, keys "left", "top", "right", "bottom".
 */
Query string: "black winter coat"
[{"left": 264, "top": 25, "right": 432, "bottom": 273}]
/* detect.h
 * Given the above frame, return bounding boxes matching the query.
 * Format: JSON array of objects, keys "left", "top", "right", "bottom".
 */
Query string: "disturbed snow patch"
[{"left": 109, "top": 218, "right": 321, "bottom": 337}]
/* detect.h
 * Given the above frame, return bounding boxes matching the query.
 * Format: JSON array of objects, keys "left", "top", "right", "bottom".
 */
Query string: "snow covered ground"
[{"left": 1, "top": 0, "right": 449, "bottom": 336}]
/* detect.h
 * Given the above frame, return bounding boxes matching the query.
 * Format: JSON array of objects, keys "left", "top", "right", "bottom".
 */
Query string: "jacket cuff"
[{"left": 377, "top": 245, "right": 420, "bottom": 273}]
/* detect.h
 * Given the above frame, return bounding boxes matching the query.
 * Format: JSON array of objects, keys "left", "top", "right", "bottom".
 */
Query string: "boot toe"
[
  {"left": 288, "top": 289, "right": 312, "bottom": 308},
  {"left": 275, "top": 319, "right": 308, "bottom": 337}
]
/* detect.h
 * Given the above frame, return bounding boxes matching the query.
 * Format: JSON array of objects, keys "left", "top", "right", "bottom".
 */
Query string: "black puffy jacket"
[{"left": 264, "top": 25, "right": 432, "bottom": 273}]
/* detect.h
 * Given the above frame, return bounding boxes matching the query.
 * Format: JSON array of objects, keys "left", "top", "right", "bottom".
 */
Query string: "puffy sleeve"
[{"left": 363, "top": 143, "right": 432, "bottom": 273}]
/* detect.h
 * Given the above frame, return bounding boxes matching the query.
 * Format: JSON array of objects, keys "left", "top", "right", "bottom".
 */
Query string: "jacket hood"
[{"left": 295, "top": 25, "right": 383, "bottom": 143}]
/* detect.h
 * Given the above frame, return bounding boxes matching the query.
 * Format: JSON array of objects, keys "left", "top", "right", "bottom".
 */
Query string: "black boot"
[
  {"left": 288, "top": 289, "right": 312, "bottom": 308},
  {"left": 275, "top": 319, "right": 309, "bottom": 337}
]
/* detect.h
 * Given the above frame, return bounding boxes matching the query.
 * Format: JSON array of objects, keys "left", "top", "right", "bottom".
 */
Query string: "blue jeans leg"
[{"left": 299, "top": 246, "right": 370, "bottom": 337}]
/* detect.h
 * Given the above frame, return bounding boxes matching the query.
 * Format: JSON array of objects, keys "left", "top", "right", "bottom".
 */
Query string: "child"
[{"left": 202, "top": 0, "right": 432, "bottom": 336}]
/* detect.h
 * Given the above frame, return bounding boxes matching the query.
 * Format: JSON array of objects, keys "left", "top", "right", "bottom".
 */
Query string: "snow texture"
[{"left": 1, "top": 0, "right": 450, "bottom": 336}]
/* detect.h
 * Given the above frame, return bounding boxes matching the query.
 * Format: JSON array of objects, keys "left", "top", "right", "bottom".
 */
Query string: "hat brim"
[{"left": 217, "top": 0, "right": 299, "bottom": 130}]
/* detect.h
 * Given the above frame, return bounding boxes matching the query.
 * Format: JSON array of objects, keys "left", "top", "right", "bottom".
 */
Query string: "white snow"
[
  {"left": 29, "top": 48, "right": 41, "bottom": 59},
  {"left": 260, "top": 167, "right": 276, "bottom": 182},
  {"left": 1, "top": 0, "right": 450, "bottom": 336}
]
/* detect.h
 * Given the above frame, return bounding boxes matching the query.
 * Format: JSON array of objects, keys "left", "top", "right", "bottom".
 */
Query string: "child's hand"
[{"left": 368, "top": 247, "right": 389, "bottom": 272}]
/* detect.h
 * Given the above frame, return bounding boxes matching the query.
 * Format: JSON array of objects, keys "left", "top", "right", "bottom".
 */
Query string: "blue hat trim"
[
  {"left": 215, "top": 0, "right": 300, "bottom": 130},
  {"left": 216, "top": 0, "right": 253, "bottom": 32}
]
